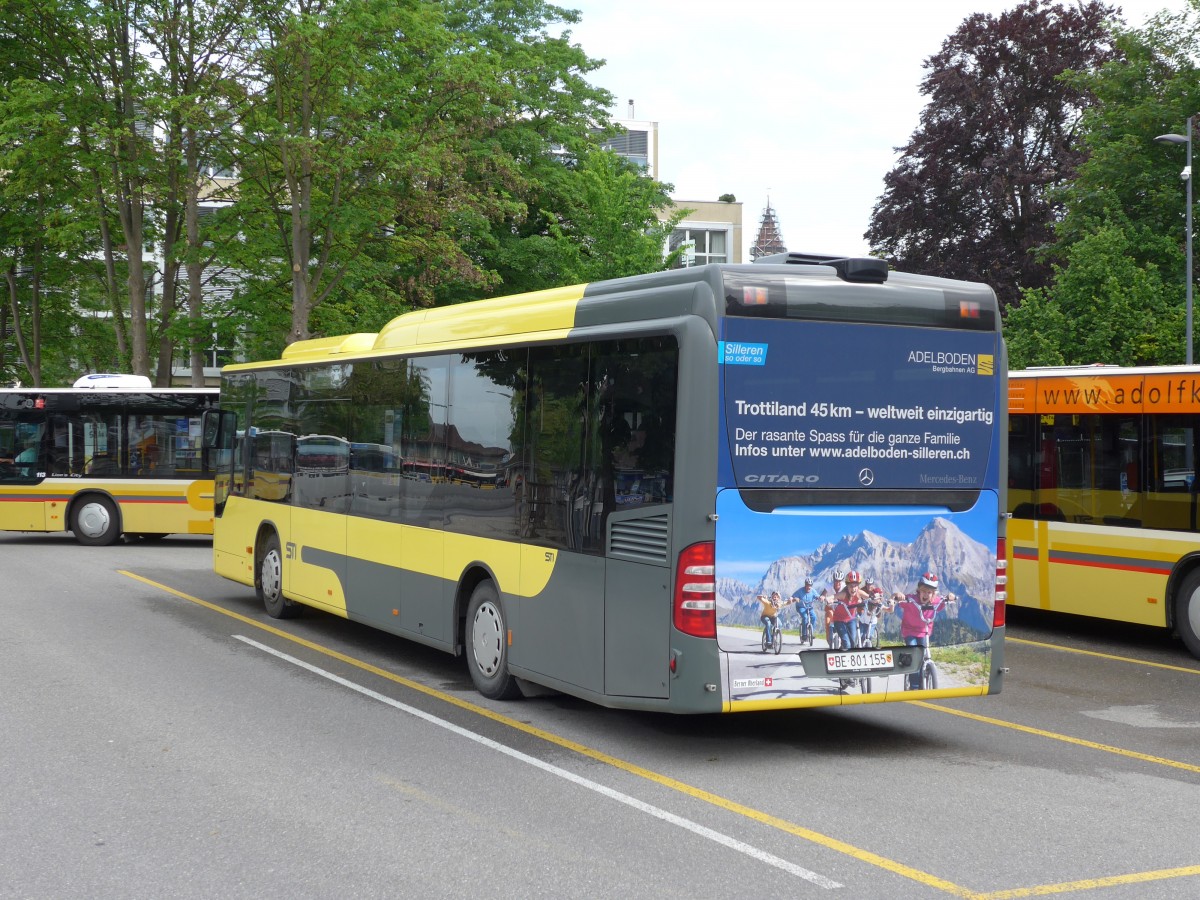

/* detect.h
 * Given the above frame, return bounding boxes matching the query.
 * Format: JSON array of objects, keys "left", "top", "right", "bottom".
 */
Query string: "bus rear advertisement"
[
  {"left": 206, "top": 256, "right": 1007, "bottom": 712},
  {"left": 717, "top": 313, "right": 1003, "bottom": 706}
]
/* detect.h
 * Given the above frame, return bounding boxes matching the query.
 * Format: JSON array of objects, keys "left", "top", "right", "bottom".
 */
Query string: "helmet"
[
  {"left": 832, "top": 569, "right": 846, "bottom": 582},
  {"left": 863, "top": 575, "right": 874, "bottom": 586},
  {"left": 845, "top": 570, "right": 862, "bottom": 584},
  {"left": 804, "top": 577, "right": 813, "bottom": 586},
  {"left": 918, "top": 572, "right": 939, "bottom": 590}
]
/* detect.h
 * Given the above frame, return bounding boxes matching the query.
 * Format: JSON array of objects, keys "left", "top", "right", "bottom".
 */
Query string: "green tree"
[
  {"left": 1, "top": 0, "right": 676, "bottom": 377},
  {"left": 866, "top": 0, "right": 1118, "bottom": 310},
  {"left": 140, "top": 0, "right": 252, "bottom": 385},
  {"left": 0, "top": 21, "right": 113, "bottom": 386},
  {"left": 436, "top": 1, "right": 682, "bottom": 300},
  {"left": 221, "top": 0, "right": 614, "bottom": 356},
  {"left": 63, "top": 0, "right": 161, "bottom": 378},
  {"left": 509, "top": 149, "right": 685, "bottom": 289},
  {"left": 1006, "top": 219, "right": 1180, "bottom": 367},
  {"left": 1, "top": 0, "right": 251, "bottom": 383},
  {"left": 1018, "top": 3, "right": 1200, "bottom": 364}
]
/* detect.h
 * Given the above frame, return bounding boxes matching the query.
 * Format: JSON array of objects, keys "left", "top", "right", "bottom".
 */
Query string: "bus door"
[
  {"left": 290, "top": 434, "right": 350, "bottom": 612},
  {"left": 1147, "top": 415, "right": 1200, "bottom": 532},
  {"left": 715, "top": 316, "right": 1002, "bottom": 706},
  {"left": 505, "top": 338, "right": 678, "bottom": 698},
  {"left": 0, "top": 410, "right": 48, "bottom": 529}
]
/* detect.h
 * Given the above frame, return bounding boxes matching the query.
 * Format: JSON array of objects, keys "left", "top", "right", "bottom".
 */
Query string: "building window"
[
  {"left": 601, "top": 129, "right": 650, "bottom": 171},
  {"left": 669, "top": 227, "right": 729, "bottom": 267}
]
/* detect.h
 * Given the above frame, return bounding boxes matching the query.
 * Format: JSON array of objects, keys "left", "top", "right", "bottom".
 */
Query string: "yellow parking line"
[
  {"left": 916, "top": 702, "right": 1200, "bottom": 774},
  {"left": 976, "top": 864, "right": 1200, "bottom": 898},
  {"left": 124, "top": 572, "right": 1200, "bottom": 898},
  {"left": 910, "top": 704, "right": 1200, "bottom": 896},
  {"left": 121, "top": 571, "right": 978, "bottom": 897},
  {"left": 1007, "top": 637, "right": 1200, "bottom": 675}
]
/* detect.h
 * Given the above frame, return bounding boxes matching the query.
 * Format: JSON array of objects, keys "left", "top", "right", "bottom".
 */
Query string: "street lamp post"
[{"left": 1156, "top": 117, "right": 1195, "bottom": 365}]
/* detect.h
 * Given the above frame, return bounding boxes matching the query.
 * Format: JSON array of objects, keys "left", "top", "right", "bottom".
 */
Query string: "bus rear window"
[{"left": 722, "top": 271, "right": 996, "bottom": 332}]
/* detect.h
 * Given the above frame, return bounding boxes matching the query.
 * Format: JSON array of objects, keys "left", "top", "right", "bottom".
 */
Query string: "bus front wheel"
[
  {"left": 72, "top": 496, "right": 120, "bottom": 546},
  {"left": 1175, "top": 570, "right": 1200, "bottom": 658},
  {"left": 466, "top": 581, "right": 521, "bottom": 700},
  {"left": 257, "top": 534, "right": 299, "bottom": 619}
]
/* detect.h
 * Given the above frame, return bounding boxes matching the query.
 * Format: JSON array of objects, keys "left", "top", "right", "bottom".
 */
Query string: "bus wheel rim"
[
  {"left": 471, "top": 601, "right": 504, "bottom": 677},
  {"left": 1187, "top": 585, "right": 1200, "bottom": 637},
  {"left": 77, "top": 501, "right": 111, "bottom": 539},
  {"left": 262, "top": 551, "right": 281, "bottom": 598}
]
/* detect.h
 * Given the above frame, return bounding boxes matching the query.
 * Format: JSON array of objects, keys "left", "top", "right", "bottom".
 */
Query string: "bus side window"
[
  {"left": 88, "top": 455, "right": 118, "bottom": 476},
  {"left": 1152, "top": 416, "right": 1196, "bottom": 493}
]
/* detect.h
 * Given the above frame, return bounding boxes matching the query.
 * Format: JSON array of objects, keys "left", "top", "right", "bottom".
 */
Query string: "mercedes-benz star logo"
[{"left": 858, "top": 467, "right": 875, "bottom": 486}]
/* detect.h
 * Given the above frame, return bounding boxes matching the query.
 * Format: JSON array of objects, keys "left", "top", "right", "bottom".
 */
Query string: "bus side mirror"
[{"left": 202, "top": 409, "right": 237, "bottom": 451}]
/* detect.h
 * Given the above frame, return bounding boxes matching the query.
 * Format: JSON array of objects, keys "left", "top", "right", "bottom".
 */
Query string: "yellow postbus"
[
  {"left": 1008, "top": 365, "right": 1200, "bottom": 657},
  {"left": 205, "top": 257, "right": 1008, "bottom": 711},
  {"left": 0, "top": 383, "right": 217, "bottom": 544}
]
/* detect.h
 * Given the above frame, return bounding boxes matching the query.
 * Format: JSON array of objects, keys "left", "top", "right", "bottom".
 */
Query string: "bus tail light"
[
  {"left": 994, "top": 538, "right": 1007, "bottom": 628},
  {"left": 674, "top": 542, "right": 716, "bottom": 638}
]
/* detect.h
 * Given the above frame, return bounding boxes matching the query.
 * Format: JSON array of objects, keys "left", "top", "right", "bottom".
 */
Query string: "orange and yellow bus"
[
  {"left": 1007, "top": 365, "right": 1200, "bottom": 657},
  {"left": 0, "top": 384, "right": 217, "bottom": 544}
]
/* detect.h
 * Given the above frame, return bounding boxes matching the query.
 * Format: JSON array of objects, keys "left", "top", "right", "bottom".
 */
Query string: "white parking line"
[{"left": 234, "top": 634, "right": 842, "bottom": 890}]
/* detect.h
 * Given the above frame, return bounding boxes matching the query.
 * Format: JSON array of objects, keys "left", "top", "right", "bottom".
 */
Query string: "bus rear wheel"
[
  {"left": 72, "top": 496, "right": 120, "bottom": 546},
  {"left": 1175, "top": 570, "right": 1200, "bottom": 658},
  {"left": 466, "top": 581, "right": 521, "bottom": 700},
  {"left": 257, "top": 534, "right": 299, "bottom": 619}
]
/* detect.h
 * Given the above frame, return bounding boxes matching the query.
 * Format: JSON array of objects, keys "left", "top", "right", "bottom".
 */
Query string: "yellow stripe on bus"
[
  {"left": 225, "top": 284, "right": 589, "bottom": 373},
  {"left": 215, "top": 498, "right": 559, "bottom": 607},
  {"left": 376, "top": 284, "right": 585, "bottom": 350},
  {"left": 726, "top": 685, "right": 988, "bottom": 713}
]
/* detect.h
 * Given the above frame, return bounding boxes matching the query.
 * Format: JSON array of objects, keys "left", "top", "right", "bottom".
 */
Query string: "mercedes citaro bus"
[{"left": 203, "top": 255, "right": 1007, "bottom": 711}]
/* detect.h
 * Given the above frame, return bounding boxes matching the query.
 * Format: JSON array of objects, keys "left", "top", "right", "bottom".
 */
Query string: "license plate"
[{"left": 826, "top": 649, "right": 894, "bottom": 672}]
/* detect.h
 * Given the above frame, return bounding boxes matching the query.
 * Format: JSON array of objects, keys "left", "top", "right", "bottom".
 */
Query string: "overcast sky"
[{"left": 560, "top": 0, "right": 1188, "bottom": 260}]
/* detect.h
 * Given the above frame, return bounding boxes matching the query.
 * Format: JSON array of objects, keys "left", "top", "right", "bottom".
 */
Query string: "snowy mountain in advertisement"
[{"left": 716, "top": 517, "right": 995, "bottom": 633}]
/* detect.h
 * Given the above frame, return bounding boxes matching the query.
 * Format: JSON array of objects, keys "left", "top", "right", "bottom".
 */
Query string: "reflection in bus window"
[
  {"left": 525, "top": 338, "right": 676, "bottom": 554},
  {"left": 251, "top": 431, "right": 295, "bottom": 503},
  {"left": 296, "top": 434, "right": 350, "bottom": 512}
]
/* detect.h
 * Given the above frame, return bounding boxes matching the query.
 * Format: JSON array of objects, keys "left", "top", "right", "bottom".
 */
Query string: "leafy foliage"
[
  {"left": 867, "top": 0, "right": 1117, "bottom": 311},
  {"left": 1006, "top": 218, "right": 1181, "bottom": 367},
  {"left": 1013, "top": 5, "right": 1200, "bottom": 365},
  {"left": 0, "top": 28, "right": 119, "bottom": 385},
  {"left": 221, "top": 0, "right": 625, "bottom": 357},
  {"left": 1, "top": 0, "right": 682, "bottom": 381},
  {"left": 535, "top": 149, "right": 686, "bottom": 287}
]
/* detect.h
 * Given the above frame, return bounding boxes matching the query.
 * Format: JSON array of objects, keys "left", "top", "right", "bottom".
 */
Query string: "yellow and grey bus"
[
  {"left": 0, "top": 384, "right": 217, "bottom": 544},
  {"left": 1008, "top": 364, "right": 1200, "bottom": 658},
  {"left": 205, "top": 255, "right": 1008, "bottom": 711}
]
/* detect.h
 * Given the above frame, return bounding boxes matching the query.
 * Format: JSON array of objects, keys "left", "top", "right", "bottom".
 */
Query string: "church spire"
[{"left": 750, "top": 201, "right": 787, "bottom": 260}]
